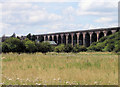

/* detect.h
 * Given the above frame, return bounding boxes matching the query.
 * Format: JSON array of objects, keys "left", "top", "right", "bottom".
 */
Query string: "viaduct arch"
[{"left": 36, "top": 27, "right": 120, "bottom": 47}]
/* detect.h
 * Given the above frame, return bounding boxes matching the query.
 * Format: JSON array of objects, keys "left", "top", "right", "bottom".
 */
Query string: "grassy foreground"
[{"left": 2, "top": 52, "right": 118, "bottom": 85}]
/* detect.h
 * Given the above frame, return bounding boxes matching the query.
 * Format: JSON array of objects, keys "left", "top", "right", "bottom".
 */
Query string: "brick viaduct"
[{"left": 35, "top": 27, "right": 120, "bottom": 47}]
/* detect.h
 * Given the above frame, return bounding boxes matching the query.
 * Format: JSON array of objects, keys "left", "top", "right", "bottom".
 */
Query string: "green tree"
[
  {"left": 54, "top": 44, "right": 65, "bottom": 53},
  {"left": 24, "top": 40, "right": 36, "bottom": 53},
  {"left": 64, "top": 44, "right": 73, "bottom": 52},
  {"left": 31, "top": 35, "right": 37, "bottom": 41},
  {"left": 26, "top": 33, "right": 32, "bottom": 40},
  {"left": 3, "top": 37, "right": 25, "bottom": 53},
  {"left": 40, "top": 42, "right": 52, "bottom": 53}
]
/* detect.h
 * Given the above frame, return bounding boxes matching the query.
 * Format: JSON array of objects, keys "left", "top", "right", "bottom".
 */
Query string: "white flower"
[
  {"left": 94, "top": 81, "right": 97, "bottom": 84},
  {"left": 9, "top": 79, "right": 12, "bottom": 81},
  {"left": 58, "top": 78, "right": 61, "bottom": 81},
  {"left": 53, "top": 78, "right": 56, "bottom": 81},
  {"left": 0, "top": 83, "right": 4, "bottom": 85},
  {"left": 17, "top": 78, "right": 19, "bottom": 80},
  {"left": 66, "top": 81, "right": 69, "bottom": 84},
  {"left": 36, "top": 83, "right": 38, "bottom": 85},
  {"left": 38, "top": 83, "right": 41, "bottom": 85}
]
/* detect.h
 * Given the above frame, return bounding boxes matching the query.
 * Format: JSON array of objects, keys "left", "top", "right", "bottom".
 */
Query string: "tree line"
[{"left": 2, "top": 30, "right": 120, "bottom": 53}]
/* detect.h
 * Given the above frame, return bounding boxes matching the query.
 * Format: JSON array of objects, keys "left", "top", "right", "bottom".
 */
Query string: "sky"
[{"left": 0, "top": 0, "right": 119, "bottom": 36}]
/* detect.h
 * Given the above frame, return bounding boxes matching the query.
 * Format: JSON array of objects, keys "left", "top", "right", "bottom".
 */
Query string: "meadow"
[{"left": 1, "top": 52, "right": 118, "bottom": 85}]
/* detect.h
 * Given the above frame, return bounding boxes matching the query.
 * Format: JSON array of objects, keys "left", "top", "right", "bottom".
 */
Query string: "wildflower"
[
  {"left": 36, "top": 83, "right": 38, "bottom": 85},
  {"left": 38, "top": 83, "right": 41, "bottom": 85},
  {"left": 66, "top": 81, "right": 69, "bottom": 84},
  {"left": 58, "top": 78, "right": 61, "bottom": 81},
  {"left": 94, "top": 81, "right": 97, "bottom": 85},
  {"left": 108, "top": 81, "right": 110, "bottom": 84},
  {"left": 9, "top": 78, "right": 12, "bottom": 81},
  {"left": 53, "top": 78, "right": 56, "bottom": 81},
  {"left": 0, "top": 83, "right": 4, "bottom": 85},
  {"left": 17, "top": 78, "right": 19, "bottom": 80}
]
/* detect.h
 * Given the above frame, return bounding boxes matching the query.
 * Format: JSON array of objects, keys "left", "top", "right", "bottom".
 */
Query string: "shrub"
[
  {"left": 79, "top": 45, "right": 87, "bottom": 52},
  {"left": 24, "top": 40, "right": 36, "bottom": 53},
  {"left": 102, "top": 43, "right": 115, "bottom": 52},
  {"left": 54, "top": 44, "right": 65, "bottom": 53},
  {"left": 64, "top": 44, "right": 73, "bottom": 52},
  {"left": 73, "top": 45, "right": 87, "bottom": 53},
  {"left": 2, "top": 37, "right": 25, "bottom": 53},
  {"left": 39, "top": 42, "right": 53, "bottom": 53},
  {"left": 114, "top": 41, "right": 120, "bottom": 52},
  {"left": 73, "top": 44, "right": 80, "bottom": 53},
  {"left": 98, "top": 36, "right": 108, "bottom": 43}
]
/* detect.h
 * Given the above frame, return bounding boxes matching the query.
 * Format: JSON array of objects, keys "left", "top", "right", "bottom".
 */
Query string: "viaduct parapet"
[{"left": 35, "top": 27, "right": 119, "bottom": 47}]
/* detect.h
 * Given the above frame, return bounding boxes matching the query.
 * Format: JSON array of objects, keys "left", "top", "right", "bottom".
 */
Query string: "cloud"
[
  {"left": 76, "top": 0, "right": 118, "bottom": 16},
  {"left": 95, "top": 17, "right": 113, "bottom": 23},
  {"left": 2, "top": 3, "right": 62, "bottom": 25},
  {"left": 1, "top": 1, "right": 118, "bottom": 36}
]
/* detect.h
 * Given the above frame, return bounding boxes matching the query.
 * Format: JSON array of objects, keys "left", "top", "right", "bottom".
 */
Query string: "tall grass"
[{"left": 2, "top": 52, "right": 118, "bottom": 85}]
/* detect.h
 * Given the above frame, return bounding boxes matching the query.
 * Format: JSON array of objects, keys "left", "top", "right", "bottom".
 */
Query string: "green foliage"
[
  {"left": 64, "top": 44, "right": 73, "bottom": 52},
  {"left": 88, "top": 31, "right": 120, "bottom": 52},
  {"left": 24, "top": 39, "right": 36, "bottom": 53},
  {"left": 31, "top": 35, "right": 37, "bottom": 41},
  {"left": 102, "top": 43, "right": 115, "bottom": 52},
  {"left": 73, "top": 44, "right": 80, "bottom": 53},
  {"left": 54, "top": 44, "right": 65, "bottom": 53},
  {"left": 40, "top": 42, "right": 53, "bottom": 53},
  {"left": 26, "top": 33, "right": 32, "bottom": 40},
  {"left": 2, "top": 37, "right": 25, "bottom": 53},
  {"left": 73, "top": 44, "right": 87, "bottom": 53}
]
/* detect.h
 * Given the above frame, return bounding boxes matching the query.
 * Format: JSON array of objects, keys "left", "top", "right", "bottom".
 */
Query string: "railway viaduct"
[{"left": 35, "top": 27, "right": 120, "bottom": 47}]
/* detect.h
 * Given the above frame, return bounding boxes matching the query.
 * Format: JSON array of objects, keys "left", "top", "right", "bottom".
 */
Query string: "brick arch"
[
  {"left": 68, "top": 34, "right": 72, "bottom": 44},
  {"left": 79, "top": 33, "right": 83, "bottom": 45},
  {"left": 107, "top": 30, "right": 112, "bottom": 36},
  {"left": 63, "top": 34, "right": 66, "bottom": 45},
  {"left": 99, "top": 32, "right": 104, "bottom": 40},
  {"left": 46, "top": 35, "right": 48, "bottom": 41},
  {"left": 58, "top": 34, "right": 61, "bottom": 45},
  {"left": 85, "top": 32, "right": 90, "bottom": 47},
  {"left": 54, "top": 35, "right": 57, "bottom": 43},
  {"left": 91, "top": 32, "right": 97, "bottom": 43},
  {"left": 38, "top": 35, "right": 44, "bottom": 42},
  {"left": 49, "top": 35, "right": 52, "bottom": 41},
  {"left": 73, "top": 33, "right": 77, "bottom": 46}
]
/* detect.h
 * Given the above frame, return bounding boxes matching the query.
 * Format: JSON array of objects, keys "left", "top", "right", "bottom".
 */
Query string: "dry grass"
[{"left": 1, "top": 52, "right": 118, "bottom": 85}]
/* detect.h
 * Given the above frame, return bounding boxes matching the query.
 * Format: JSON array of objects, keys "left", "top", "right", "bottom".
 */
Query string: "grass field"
[{"left": 1, "top": 52, "right": 118, "bottom": 85}]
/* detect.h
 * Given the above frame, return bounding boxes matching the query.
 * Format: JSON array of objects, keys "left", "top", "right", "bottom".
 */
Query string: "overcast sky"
[{"left": 0, "top": 0, "right": 119, "bottom": 36}]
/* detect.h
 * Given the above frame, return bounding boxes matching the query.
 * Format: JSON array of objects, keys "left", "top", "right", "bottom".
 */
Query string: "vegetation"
[
  {"left": 2, "top": 31, "right": 120, "bottom": 53},
  {"left": 2, "top": 38, "right": 52, "bottom": 53},
  {"left": 88, "top": 31, "right": 120, "bottom": 52},
  {"left": 2, "top": 52, "right": 118, "bottom": 85}
]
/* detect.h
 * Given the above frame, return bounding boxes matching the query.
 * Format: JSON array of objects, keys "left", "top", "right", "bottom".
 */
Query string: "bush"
[
  {"left": 24, "top": 40, "right": 36, "bottom": 53},
  {"left": 64, "top": 44, "right": 73, "bottom": 52},
  {"left": 54, "top": 44, "right": 65, "bottom": 53},
  {"left": 2, "top": 37, "right": 25, "bottom": 53},
  {"left": 114, "top": 41, "right": 120, "bottom": 52},
  {"left": 40, "top": 42, "right": 53, "bottom": 53},
  {"left": 98, "top": 36, "right": 108, "bottom": 42},
  {"left": 73, "top": 45, "right": 87, "bottom": 53},
  {"left": 79, "top": 45, "right": 87, "bottom": 52},
  {"left": 102, "top": 43, "right": 115, "bottom": 52},
  {"left": 73, "top": 44, "right": 80, "bottom": 53}
]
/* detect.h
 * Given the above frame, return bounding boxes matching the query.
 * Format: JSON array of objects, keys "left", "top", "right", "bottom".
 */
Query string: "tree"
[
  {"left": 54, "top": 44, "right": 65, "bottom": 53},
  {"left": 31, "top": 35, "right": 37, "bottom": 41},
  {"left": 64, "top": 44, "right": 73, "bottom": 52},
  {"left": 26, "top": 33, "right": 32, "bottom": 40},
  {"left": 11, "top": 33, "right": 16, "bottom": 38},
  {"left": 24, "top": 40, "right": 36, "bottom": 53},
  {"left": 2, "top": 37, "right": 25, "bottom": 53},
  {"left": 40, "top": 42, "right": 52, "bottom": 53}
]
